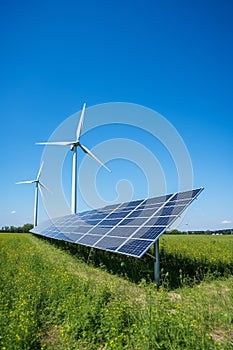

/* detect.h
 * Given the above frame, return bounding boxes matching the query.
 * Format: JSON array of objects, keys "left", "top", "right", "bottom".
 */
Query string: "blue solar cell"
[
  {"left": 133, "top": 226, "right": 166, "bottom": 240},
  {"left": 64, "top": 237, "right": 75, "bottom": 242},
  {"left": 88, "top": 226, "right": 112, "bottom": 235},
  {"left": 67, "top": 219, "right": 85, "bottom": 226},
  {"left": 100, "top": 218, "right": 122, "bottom": 226},
  {"left": 166, "top": 199, "right": 191, "bottom": 207},
  {"left": 95, "top": 236, "right": 126, "bottom": 251},
  {"left": 63, "top": 233, "right": 83, "bottom": 242},
  {"left": 107, "top": 211, "right": 130, "bottom": 219},
  {"left": 46, "top": 231, "right": 58, "bottom": 238},
  {"left": 144, "top": 194, "right": 172, "bottom": 205},
  {"left": 43, "top": 231, "right": 55, "bottom": 238},
  {"left": 46, "top": 225, "right": 56, "bottom": 231},
  {"left": 44, "top": 225, "right": 55, "bottom": 231},
  {"left": 52, "top": 232, "right": 69, "bottom": 240},
  {"left": 49, "top": 231, "right": 61, "bottom": 238},
  {"left": 49, "top": 232, "right": 60, "bottom": 239},
  {"left": 87, "top": 213, "right": 108, "bottom": 220},
  {"left": 129, "top": 199, "right": 145, "bottom": 206},
  {"left": 79, "top": 210, "right": 96, "bottom": 219},
  {"left": 66, "top": 226, "right": 84, "bottom": 232},
  {"left": 120, "top": 217, "right": 148, "bottom": 226},
  {"left": 143, "top": 205, "right": 156, "bottom": 212},
  {"left": 107, "top": 226, "right": 136, "bottom": 237},
  {"left": 117, "top": 239, "right": 152, "bottom": 257},
  {"left": 79, "top": 215, "right": 91, "bottom": 220},
  {"left": 146, "top": 216, "right": 175, "bottom": 226},
  {"left": 156, "top": 205, "right": 186, "bottom": 216},
  {"left": 120, "top": 199, "right": 144, "bottom": 209},
  {"left": 57, "top": 226, "right": 74, "bottom": 233},
  {"left": 128, "top": 208, "right": 159, "bottom": 218},
  {"left": 86, "top": 219, "right": 103, "bottom": 225},
  {"left": 78, "top": 234, "right": 103, "bottom": 246},
  {"left": 74, "top": 225, "right": 92, "bottom": 233},
  {"left": 61, "top": 236, "right": 74, "bottom": 242},
  {"left": 171, "top": 188, "right": 202, "bottom": 201},
  {"left": 127, "top": 209, "right": 142, "bottom": 218}
]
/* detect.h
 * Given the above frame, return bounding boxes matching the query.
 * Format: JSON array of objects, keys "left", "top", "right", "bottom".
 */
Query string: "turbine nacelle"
[{"left": 70, "top": 142, "right": 79, "bottom": 151}]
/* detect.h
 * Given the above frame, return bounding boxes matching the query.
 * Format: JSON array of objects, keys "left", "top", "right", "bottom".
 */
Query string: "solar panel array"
[{"left": 31, "top": 188, "right": 203, "bottom": 258}]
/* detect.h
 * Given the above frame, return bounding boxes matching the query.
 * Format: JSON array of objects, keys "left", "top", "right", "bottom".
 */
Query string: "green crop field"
[
  {"left": 159, "top": 234, "right": 233, "bottom": 288},
  {"left": 161, "top": 234, "right": 233, "bottom": 264},
  {"left": 0, "top": 233, "right": 233, "bottom": 349}
]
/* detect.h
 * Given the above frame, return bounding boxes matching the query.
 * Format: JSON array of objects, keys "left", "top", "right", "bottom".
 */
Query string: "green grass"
[
  {"left": 0, "top": 233, "right": 233, "bottom": 349},
  {"left": 46, "top": 234, "right": 233, "bottom": 288},
  {"left": 159, "top": 234, "right": 233, "bottom": 288},
  {"left": 161, "top": 234, "right": 233, "bottom": 264}
]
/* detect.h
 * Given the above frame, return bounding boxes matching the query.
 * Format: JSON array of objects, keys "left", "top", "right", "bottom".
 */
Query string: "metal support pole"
[
  {"left": 154, "top": 240, "right": 160, "bottom": 284},
  {"left": 71, "top": 146, "right": 77, "bottom": 214},
  {"left": 34, "top": 182, "right": 39, "bottom": 227}
]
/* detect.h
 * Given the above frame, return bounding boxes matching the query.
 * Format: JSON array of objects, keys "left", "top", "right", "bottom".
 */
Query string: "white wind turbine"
[
  {"left": 37, "top": 103, "right": 111, "bottom": 214},
  {"left": 16, "top": 161, "right": 48, "bottom": 227}
]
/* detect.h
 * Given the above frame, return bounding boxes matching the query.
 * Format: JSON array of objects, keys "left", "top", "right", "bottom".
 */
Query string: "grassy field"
[
  {"left": 160, "top": 234, "right": 233, "bottom": 288},
  {"left": 0, "top": 234, "right": 233, "bottom": 349}
]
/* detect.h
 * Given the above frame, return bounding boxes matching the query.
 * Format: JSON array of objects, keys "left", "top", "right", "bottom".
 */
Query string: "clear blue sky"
[{"left": 0, "top": 0, "right": 232, "bottom": 231}]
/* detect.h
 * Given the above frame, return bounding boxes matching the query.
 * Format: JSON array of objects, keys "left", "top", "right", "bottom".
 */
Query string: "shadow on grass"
[{"left": 37, "top": 236, "right": 233, "bottom": 290}]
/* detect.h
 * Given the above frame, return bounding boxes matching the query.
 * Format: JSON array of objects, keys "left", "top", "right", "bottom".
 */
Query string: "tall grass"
[
  {"left": 0, "top": 234, "right": 233, "bottom": 349},
  {"left": 44, "top": 234, "right": 233, "bottom": 288}
]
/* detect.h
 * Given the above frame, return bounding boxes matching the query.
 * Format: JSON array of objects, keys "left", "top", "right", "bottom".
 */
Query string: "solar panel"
[{"left": 31, "top": 187, "right": 203, "bottom": 258}]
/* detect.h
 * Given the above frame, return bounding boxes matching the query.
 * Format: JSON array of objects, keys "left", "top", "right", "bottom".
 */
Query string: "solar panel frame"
[
  {"left": 31, "top": 187, "right": 204, "bottom": 258},
  {"left": 78, "top": 234, "right": 103, "bottom": 246}
]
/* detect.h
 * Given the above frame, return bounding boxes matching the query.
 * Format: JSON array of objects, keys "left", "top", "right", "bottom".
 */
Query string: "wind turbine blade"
[
  {"left": 36, "top": 141, "right": 74, "bottom": 146},
  {"left": 39, "top": 181, "right": 52, "bottom": 193},
  {"left": 37, "top": 161, "right": 44, "bottom": 180},
  {"left": 38, "top": 185, "right": 45, "bottom": 200},
  {"left": 76, "top": 103, "right": 86, "bottom": 142},
  {"left": 80, "top": 144, "right": 111, "bottom": 173},
  {"left": 16, "top": 180, "right": 35, "bottom": 184}
]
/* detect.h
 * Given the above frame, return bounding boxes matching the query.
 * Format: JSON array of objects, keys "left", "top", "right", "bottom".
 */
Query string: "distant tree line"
[
  {"left": 168, "top": 229, "right": 233, "bottom": 235},
  {"left": 1, "top": 225, "right": 232, "bottom": 235},
  {"left": 0, "top": 224, "right": 33, "bottom": 233}
]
